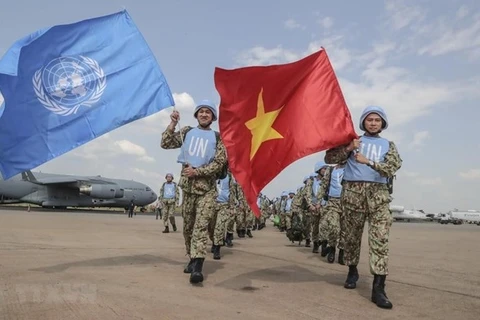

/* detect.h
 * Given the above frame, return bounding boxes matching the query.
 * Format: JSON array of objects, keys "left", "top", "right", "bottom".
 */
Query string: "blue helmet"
[
  {"left": 281, "top": 191, "right": 288, "bottom": 197},
  {"left": 314, "top": 161, "right": 327, "bottom": 173},
  {"left": 359, "top": 106, "right": 388, "bottom": 131},
  {"left": 194, "top": 100, "right": 217, "bottom": 121},
  {"left": 288, "top": 190, "right": 296, "bottom": 195},
  {"left": 303, "top": 175, "right": 310, "bottom": 183},
  {"left": 165, "top": 173, "right": 174, "bottom": 179},
  {"left": 310, "top": 172, "right": 317, "bottom": 178}
]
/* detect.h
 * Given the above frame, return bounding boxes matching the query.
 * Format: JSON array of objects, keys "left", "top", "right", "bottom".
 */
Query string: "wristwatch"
[{"left": 368, "top": 160, "right": 375, "bottom": 167}]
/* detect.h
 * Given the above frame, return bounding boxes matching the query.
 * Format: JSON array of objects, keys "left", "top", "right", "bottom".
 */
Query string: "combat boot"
[
  {"left": 246, "top": 229, "right": 253, "bottom": 238},
  {"left": 183, "top": 258, "right": 194, "bottom": 274},
  {"left": 172, "top": 224, "right": 177, "bottom": 232},
  {"left": 225, "top": 232, "right": 233, "bottom": 247},
  {"left": 258, "top": 223, "right": 265, "bottom": 230},
  {"left": 371, "top": 275, "right": 393, "bottom": 309},
  {"left": 344, "top": 265, "right": 359, "bottom": 289},
  {"left": 238, "top": 229, "right": 246, "bottom": 238},
  {"left": 189, "top": 258, "right": 205, "bottom": 284},
  {"left": 305, "top": 239, "right": 311, "bottom": 247},
  {"left": 338, "top": 249, "right": 345, "bottom": 265},
  {"left": 312, "top": 241, "right": 320, "bottom": 253},
  {"left": 327, "top": 246, "right": 336, "bottom": 263},
  {"left": 320, "top": 241, "right": 329, "bottom": 257},
  {"left": 162, "top": 226, "right": 169, "bottom": 233},
  {"left": 211, "top": 244, "right": 215, "bottom": 253},
  {"left": 213, "top": 245, "right": 221, "bottom": 260}
]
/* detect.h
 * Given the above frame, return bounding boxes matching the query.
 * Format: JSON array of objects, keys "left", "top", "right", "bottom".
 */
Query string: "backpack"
[
  {"left": 182, "top": 126, "right": 228, "bottom": 180},
  {"left": 286, "top": 213, "right": 304, "bottom": 243}
]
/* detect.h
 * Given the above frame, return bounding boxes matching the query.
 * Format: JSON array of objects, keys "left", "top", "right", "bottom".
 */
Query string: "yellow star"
[{"left": 245, "top": 88, "right": 284, "bottom": 160}]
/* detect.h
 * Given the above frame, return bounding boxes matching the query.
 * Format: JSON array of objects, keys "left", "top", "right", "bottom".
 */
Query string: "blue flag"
[{"left": 0, "top": 10, "right": 174, "bottom": 179}]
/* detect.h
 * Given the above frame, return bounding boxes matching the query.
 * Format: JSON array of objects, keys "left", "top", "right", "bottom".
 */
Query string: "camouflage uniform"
[
  {"left": 160, "top": 125, "right": 227, "bottom": 260},
  {"left": 159, "top": 180, "right": 180, "bottom": 232},
  {"left": 235, "top": 184, "right": 248, "bottom": 237},
  {"left": 208, "top": 171, "right": 237, "bottom": 258},
  {"left": 318, "top": 165, "right": 345, "bottom": 263},
  {"left": 325, "top": 105, "right": 401, "bottom": 309},
  {"left": 325, "top": 142, "right": 401, "bottom": 274},
  {"left": 301, "top": 179, "right": 313, "bottom": 245}
]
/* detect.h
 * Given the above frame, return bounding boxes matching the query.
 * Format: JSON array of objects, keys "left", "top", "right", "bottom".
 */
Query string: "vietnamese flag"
[{"left": 214, "top": 48, "right": 357, "bottom": 218}]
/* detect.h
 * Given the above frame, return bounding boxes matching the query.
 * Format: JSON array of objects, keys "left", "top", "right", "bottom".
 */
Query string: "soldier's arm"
[
  {"left": 304, "top": 180, "right": 313, "bottom": 207},
  {"left": 195, "top": 140, "right": 227, "bottom": 176},
  {"left": 371, "top": 141, "right": 402, "bottom": 177},
  {"left": 228, "top": 175, "right": 236, "bottom": 207},
  {"left": 324, "top": 144, "right": 351, "bottom": 164},
  {"left": 175, "top": 184, "right": 180, "bottom": 206},
  {"left": 160, "top": 126, "right": 191, "bottom": 150},
  {"left": 317, "top": 169, "right": 330, "bottom": 200},
  {"left": 158, "top": 183, "right": 164, "bottom": 201}
]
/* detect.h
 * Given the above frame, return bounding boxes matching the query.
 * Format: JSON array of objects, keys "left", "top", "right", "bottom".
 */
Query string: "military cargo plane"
[{"left": 0, "top": 170, "right": 157, "bottom": 210}]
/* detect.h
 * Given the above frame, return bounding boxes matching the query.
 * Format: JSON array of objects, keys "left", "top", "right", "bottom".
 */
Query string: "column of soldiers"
[{"left": 159, "top": 100, "right": 401, "bottom": 310}]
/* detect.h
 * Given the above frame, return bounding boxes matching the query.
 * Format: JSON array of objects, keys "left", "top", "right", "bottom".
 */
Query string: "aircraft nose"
[{"left": 152, "top": 191, "right": 157, "bottom": 200}]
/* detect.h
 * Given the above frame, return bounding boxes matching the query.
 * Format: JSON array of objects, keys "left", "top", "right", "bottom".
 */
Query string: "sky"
[{"left": 0, "top": 0, "right": 479, "bottom": 214}]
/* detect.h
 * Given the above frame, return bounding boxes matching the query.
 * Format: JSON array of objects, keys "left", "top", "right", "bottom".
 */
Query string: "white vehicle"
[
  {"left": 439, "top": 210, "right": 480, "bottom": 225},
  {"left": 389, "top": 205, "right": 429, "bottom": 222}
]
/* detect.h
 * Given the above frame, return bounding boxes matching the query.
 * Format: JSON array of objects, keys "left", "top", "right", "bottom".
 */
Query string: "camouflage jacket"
[
  {"left": 160, "top": 126, "right": 227, "bottom": 195},
  {"left": 159, "top": 181, "right": 180, "bottom": 205}
]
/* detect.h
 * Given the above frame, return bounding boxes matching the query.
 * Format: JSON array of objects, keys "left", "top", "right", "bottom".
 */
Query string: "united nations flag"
[{"left": 0, "top": 10, "right": 174, "bottom": 179}]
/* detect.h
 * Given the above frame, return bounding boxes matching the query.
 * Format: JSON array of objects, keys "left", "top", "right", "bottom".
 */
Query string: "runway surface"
[{"left": 0, "top": 209, "right": 478, "bottom": 319}]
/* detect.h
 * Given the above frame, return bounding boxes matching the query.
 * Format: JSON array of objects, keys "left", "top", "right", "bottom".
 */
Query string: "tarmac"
[{"left": 0, "top": 208, "right": 479, "bottom": 320}]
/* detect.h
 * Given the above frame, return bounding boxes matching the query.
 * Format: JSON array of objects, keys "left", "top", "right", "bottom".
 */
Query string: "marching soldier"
[
  {"left": 324, "top": 106, "right": 402, "bottom": 309},
  {"left": 159, "top": 173, "right": 179, "bottom": 233},
  {"left": 160, "top": 100, "right": 227, "bottom": 284}
]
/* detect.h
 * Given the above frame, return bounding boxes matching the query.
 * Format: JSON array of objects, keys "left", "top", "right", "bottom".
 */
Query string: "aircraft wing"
[{"left": 22, "top": 171, "right": 116, "bottom": 185}]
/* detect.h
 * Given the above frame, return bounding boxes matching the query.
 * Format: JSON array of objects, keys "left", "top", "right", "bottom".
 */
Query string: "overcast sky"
[{"left": 0, "top": 0, "right": 479, "bottom": 214}]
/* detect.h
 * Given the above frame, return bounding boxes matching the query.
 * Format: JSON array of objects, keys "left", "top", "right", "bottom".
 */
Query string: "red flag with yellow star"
[{"left": 214, "top": 48, "right": 356, "bottom": 218}]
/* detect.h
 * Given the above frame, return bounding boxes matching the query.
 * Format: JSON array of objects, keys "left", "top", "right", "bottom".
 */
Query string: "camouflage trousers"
[
  {"left": 208, "top": 202, "right": 230, "bottom": 245},
  {"left": 311, "top": 206, "right": 328, "bottom": 241},
  {"left": 235, "top": 206, "right": 246, "bottom": 230},
  {"left": 285, "top": 212, "right": 293, "bottom": 229},
  {"left": 226, "top": 207, "right": 236, "bottom": 234},
  {"left": 279, "top": 214, "right": 286, "bottom": 229},
  {"left": 341, "top": 182, "right": 393, "bottom": 275},
  {"left": 245, "top": 208, "right": 255, "bottom": 230},
  {"left": 324, "top": 197, "right": 343, "bottom": 249},
  {"left": 162, "top": 200, "right": 176, "bottom": 227},
  {"left": 181, "top": 189, "right": 216, "bottom": 259},
  {"left": 302, "top": 211, "right": 312, "bottom": 240}
]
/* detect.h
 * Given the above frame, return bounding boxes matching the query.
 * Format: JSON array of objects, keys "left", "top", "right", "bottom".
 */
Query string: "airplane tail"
[{"left": 21, "top": 170, "right": 38, "bottom": 182}]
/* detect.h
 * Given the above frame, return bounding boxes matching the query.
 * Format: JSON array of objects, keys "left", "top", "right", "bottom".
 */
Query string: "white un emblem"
[{"left": 33, "top": 56, "right": 107, "bottom": 116}]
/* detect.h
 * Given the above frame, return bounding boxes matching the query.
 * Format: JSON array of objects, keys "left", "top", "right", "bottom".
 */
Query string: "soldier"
[
  {"left": 278, "top": 191, "right": 288, "bottom": 232},
  {"left": 128, "top": 199, "right": 135, "bottom": 218},
  {"left": 308, "top": 162, "right": 329, "bottom": 253},
  {"left": 159, "top": 173, "right": 179, "bottom": 233},
  {"left": 324, "top": 106, "right": 402, "bottom": 309},
  {"left": 160, "top": 100, "right": 227, "bottom": 284},
  {"left": 224, "top": 175, "right": 239, "bottom": 247},
  {"left": 209, "top": 166, "right": 236, "bottom": 259},
  {"left": 318, "top": 161, "right": 346, "bottom": 264}
]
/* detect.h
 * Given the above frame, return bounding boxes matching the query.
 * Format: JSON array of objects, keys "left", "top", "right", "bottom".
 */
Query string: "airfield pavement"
[{"left": 0, "top": 208, "right": 479, "bottom": 320}]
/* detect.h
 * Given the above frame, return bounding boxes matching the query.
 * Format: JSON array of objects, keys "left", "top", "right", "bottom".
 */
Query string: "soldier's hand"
[
  {"left": 347, "top": 139, "right": 360, "bottom": 152},
  {"left": 354, "top": 152, "right": 369, "bottom": 164},
  {"left": 170, "top": 110, "right": 180, "bottom": 123},
  {"left": 182, "top": 165, "right": 197, "bottom": 178}
]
